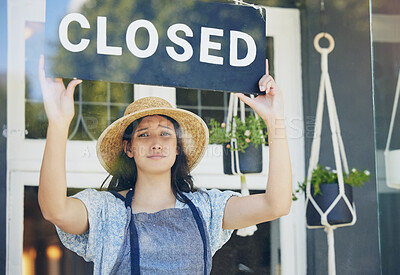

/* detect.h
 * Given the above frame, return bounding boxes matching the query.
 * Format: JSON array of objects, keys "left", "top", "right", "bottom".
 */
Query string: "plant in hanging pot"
[
  {"left": 293, "top": 164, "right": 372, "bottom": 226},
  {"left": 208, "top": 113, "right": 268, "bottom": 175}
]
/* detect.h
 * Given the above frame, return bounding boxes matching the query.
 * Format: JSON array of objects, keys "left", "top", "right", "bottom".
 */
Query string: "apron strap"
[
  {"left": 113, "top": 190, "right": 208, "bottom": 275},
  {"left": 181, "top": 194, "right": 208, "bottom": 275},
  {"left": 125, "top": 189, "right": 140, "bottom": 275}
]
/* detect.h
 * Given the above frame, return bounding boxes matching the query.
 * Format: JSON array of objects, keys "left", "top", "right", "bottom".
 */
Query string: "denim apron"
[{"left": 107, "top": 189, "right": 212, "bottom": 275}]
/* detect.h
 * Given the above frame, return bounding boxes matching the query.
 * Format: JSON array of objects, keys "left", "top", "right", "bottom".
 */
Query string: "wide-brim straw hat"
[{"left": 96, "top": 96, "right": 209, "bottom": 175}]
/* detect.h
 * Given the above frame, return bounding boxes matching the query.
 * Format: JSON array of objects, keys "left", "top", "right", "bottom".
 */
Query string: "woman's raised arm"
[
  {"left": 37, "top": 55, "right": 89, "bottom": 234},
  {"left": 222, "top": 60, "right": 293, "bottom": 229}
]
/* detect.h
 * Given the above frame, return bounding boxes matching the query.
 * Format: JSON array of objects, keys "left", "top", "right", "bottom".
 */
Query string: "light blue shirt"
[{"left": 55, "top": 187, "right": 241, "bottom": 275}]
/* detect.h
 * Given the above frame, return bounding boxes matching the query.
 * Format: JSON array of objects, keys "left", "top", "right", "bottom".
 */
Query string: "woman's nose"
[
  {"left": 151, "top": 137, "right": 162, "bottom": 150},
  {"left": 152, "top": 143, "right": 162, "bottom": 150}
]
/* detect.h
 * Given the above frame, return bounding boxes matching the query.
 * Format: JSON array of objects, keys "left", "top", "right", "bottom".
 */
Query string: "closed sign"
[{"left": 45, "top": 0, "right": 266, "bottom": 94}]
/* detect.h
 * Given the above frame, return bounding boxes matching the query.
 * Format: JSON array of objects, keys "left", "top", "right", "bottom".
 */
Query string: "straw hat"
[{"left": 96, "top": 97, "right": 209, "bottom": 175}]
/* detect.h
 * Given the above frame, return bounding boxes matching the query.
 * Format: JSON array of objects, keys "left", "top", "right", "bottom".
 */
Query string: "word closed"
[{"left": 59, "top": 13, "right": 257, "bottom": 67}]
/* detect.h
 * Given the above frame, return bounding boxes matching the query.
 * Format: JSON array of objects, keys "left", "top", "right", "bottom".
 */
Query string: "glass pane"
[
  {"left": 371, "top": 0, "right": 400, "bottom": 273},
  {"left": 110, "top": 105, "right": 129, "bottom": 123},
  {"left": 176, "top": 88, "right": 198, "bottom": 106},
  {"left": 110, "top": 83, "right": 134, "bottom": 103},
  {"left": 25, "top": 102, "right": 48, "bottom": 139},
  {"left": 202, "top": 110, "right": 225, "bottom": 124},
  {"left": 23, "top": 186, "right": 93, "bottom": 275},
  {"left": 81, "top": 81, "right": 107, "bottom": 103},
  {"left": 201, "top": 90, "right": 225, "bottom": 107}
]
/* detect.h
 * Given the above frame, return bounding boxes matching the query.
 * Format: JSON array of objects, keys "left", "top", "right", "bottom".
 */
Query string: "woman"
[{"left": 38, "top": 55, "right": 292, "bottom": 274}]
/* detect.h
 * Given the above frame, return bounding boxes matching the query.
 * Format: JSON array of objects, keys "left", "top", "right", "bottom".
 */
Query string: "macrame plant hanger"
[
  {"left": 229, "top": 0, "right": 265, "bottom": 237},
  {"left": 226, "top": 92, "right": 259, "bottom": 236},
  {"left": 384, "top": 70, "right": 400, "bottom": 189},
  {"left": 305, "top": 32, "right": 357, "bottom": 275}
]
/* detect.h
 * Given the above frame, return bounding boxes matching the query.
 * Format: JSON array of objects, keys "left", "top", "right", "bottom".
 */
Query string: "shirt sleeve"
[
  {"left": 54, "top": 188, "right": 105, "bottom": 262},
  {"left": 192, "top": 188, "right": 242, "bottom": 256}
]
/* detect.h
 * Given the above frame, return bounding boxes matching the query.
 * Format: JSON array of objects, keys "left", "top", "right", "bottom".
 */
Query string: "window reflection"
[
  {"left": 23, "top": 186, "right": 94, "bottom": 275},
  {"left": 371, "top": 0, "right": 400, "bottom": 273}
]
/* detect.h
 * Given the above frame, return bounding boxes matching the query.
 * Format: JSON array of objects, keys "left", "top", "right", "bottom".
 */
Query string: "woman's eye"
[
  {"left": 161, "top": 131, "right": 171, "bottom": 136},
  {"left": 138, "top": 133, "right": 148, "bottom": 137}
]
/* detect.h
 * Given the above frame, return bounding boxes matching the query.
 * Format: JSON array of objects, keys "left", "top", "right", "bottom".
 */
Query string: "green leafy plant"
[
  {"left": 292, "top": 163, "right": 372, "bottom": 201},
  {"left": 208, "top": 113, "right": 268, "bottom": 152}
]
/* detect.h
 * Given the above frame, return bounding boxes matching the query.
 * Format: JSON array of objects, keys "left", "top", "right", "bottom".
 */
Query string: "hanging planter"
[
  {"left": 384, "top": 70, "right": 400, "bottom": 189},
  {"left": 208, "top": 114, "right": 267, "bottom": 175},
  {"left": 222, "top": 142, "right": 263, "bottom": 175},
  {"left": 306, "top": 183, "right": 353, "bottom": 226},
  {"left": 293, "top": 164, "right": 372, "bottom": 226},
  {"left": 208, "top": 92, "right": 267, "bottom": 175}
]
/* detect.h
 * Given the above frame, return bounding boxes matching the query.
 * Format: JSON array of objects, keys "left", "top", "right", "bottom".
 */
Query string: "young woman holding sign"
[{"left": 38, "top": 55, "right": 292, "bottom": 274}]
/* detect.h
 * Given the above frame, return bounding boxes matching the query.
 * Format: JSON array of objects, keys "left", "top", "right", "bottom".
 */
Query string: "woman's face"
[{"left": 124, "top": 115, "right": 178, "bottom": 174}]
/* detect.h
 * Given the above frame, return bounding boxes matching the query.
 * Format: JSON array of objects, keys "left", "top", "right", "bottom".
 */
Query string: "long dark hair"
[{"left": 100, "top": 115, "right": 196, "bottom": 202}]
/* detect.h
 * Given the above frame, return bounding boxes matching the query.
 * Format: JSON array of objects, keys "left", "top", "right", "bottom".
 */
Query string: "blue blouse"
[{"left": 55, "top": 187, "right": 241, "bottom": 275}]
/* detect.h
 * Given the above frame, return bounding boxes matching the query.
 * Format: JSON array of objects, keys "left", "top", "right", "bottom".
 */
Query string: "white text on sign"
[{"left": 58, "top": 13, "right": 257, "bottom": 67}]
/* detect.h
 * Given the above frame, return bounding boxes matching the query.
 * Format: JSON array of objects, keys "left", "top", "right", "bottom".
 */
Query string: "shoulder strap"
[
  {"left": 108, "top": 190, "right": 126, "bottom": 201},
  {"left": 181, "top": 193, "right": 208, "bottom": 275}
]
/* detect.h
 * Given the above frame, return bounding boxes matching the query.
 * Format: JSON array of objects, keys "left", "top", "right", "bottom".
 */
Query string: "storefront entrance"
[{"left": 5, "top": 1, "right": 304, "bottom": 274}]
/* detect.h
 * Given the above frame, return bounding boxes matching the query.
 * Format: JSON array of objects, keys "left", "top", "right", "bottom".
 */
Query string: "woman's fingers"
[
  {"left": 66, "top": 79, "right": 82, "bottom": 98},
  {"left": 258, "top": 75, "right": 269, "bottom": 91},
  {"left": 235, "top": 93, "right": 255, "bottom": 108},
  {"left": 259, "top": 75, "right": 276, "bottom": 94},
  {"left": 266, "top": 81, "right": 275, "bottom": 95}
]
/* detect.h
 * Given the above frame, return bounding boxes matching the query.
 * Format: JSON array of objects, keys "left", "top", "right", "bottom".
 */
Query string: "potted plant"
[
  {"left": 208, "top": 113, "right": 268, "bottom": 175},
  {"left": 293, "top": 164, "right": 372, "bottom": 226}
]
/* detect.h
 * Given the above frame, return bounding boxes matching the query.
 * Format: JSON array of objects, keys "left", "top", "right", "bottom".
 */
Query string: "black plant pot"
[
  {"left": 222, "top": 142, "right": 263, "bottom": 175},
  {"left": 306, "top": 183, "right": 354, "bottom": 226}
]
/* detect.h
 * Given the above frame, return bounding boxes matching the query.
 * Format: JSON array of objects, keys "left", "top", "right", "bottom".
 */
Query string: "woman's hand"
[
  {"left": 235, "top": 60, "right": 284, "bottom": 122},
  {"left": 38, "top": 55, "right": 82, "bottom": 128},
  {"left": 223, "top": 60, "right": 292, "bottom": 230}
]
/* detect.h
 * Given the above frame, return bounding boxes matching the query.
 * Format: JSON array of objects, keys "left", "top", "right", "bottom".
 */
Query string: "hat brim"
[{"left": 96, "top": 107, "right": 209, "bottom": 175}]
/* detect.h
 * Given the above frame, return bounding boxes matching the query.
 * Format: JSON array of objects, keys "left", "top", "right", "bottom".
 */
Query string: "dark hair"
[{"left": 100, "top": 115, "right": 196, "bottom": 202}]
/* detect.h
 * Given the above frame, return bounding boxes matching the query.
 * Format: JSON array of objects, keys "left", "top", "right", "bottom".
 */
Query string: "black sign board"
[{"left": 45, "top": 0, "right": 266, "bottom": 94}]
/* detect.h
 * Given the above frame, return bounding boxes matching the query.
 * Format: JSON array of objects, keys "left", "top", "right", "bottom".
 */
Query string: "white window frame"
[{"left": 6, "top": 1, "right": 306, "bottom": 274}]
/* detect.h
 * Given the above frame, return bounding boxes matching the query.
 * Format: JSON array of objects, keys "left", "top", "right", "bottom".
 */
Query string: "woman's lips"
[{"left": 147, "top": 155, "right": 165, "bottom": 159}]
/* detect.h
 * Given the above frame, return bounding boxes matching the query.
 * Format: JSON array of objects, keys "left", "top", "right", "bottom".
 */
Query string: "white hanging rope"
[
  {"left": 385, "top": 70, "right": 400, "bottom": 152},
  {"left": 305, "top": 32, "right": 357, "bottom": 275},
  {"left": 325, "top": 227, "right": 336, "bottom": 275},
  {"left": 231, "top": 95, "right": 243, "bottom": 176},
  {"left": 384, "top": 70, "right": 400, "bottom": 188},
  {"left": 228, "top": 93, "right": 258, "bottom": 236}
]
